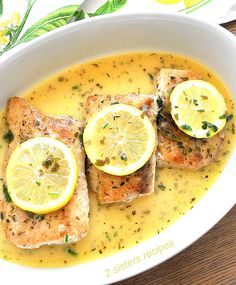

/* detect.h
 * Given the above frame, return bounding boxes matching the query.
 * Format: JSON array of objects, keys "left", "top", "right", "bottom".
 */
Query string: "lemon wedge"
[
  {"left": 6, "top": 137, "right": 78, "bottom": 214},
  {"left": 170, "top": 80, "right": 227, "bottom": 138},
  {"left": 83, "top": 104, "right": 156, "bottom": 176}
]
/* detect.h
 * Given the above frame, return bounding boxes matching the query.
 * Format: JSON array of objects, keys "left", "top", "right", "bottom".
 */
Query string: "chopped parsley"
[
  {"left": 42, "top": 155, "right": 54, "bottom": 169},
  {"left": 51, "top": 161, "right": 60, "bottom": 173},
  {"left": 64, "top": 234, "right": 69, "bottom": 243},
  {"left": 156, "top": 96, "right": 164, "bottom": 109},
  {"left": 102, "top": 122, "right": 109, "bottom": 129},
  {"left": 3, "top": 184, "right": 12, "bottom": 203},
  {"left": 219, "top": 114, "right": 226, "bottom": 120},
  {"left": 158, "top": 182, "right": 166, "bottom": 191},
  {"left": 193, "top": 99, "right": 198, "bottom": 106},
  {"left": 67, "top": 248, "right": 78, "bottom": 257},
  {"left": 197, "top": 109, "right": 205, "bottom": 113},
  {"left": 72, "top": 85, "right": 80, "bottom": 91},
  {"left": 202, "top": 121, "right": 218, "bottom": 132},
  {"left": 119, "top": 151, "right": 128, "bottom": 161},
  {"left": 174, "top": 114, "right": 179, "bottom": 121},
  {"left": 3, "top": 130, "right": 14, "bottom": 143},
  {"left": 219, "top": 114, "right": 233, "bottom": 121},
  {"left": 148, "top": 73, "right": 154, "bottom": 81},
  {"left": 226, "top": 114, "right": 233, "bottom": 122},
  {"left": 95, "top": 157, "right": 110, "bottom": 166},
  {"left": 75, "top": 131, "right": 84, "bottom": 146},
  {"left": 181, "top": 124, "right": 192, "bottom": 132},
  {"left": 26, "top": 211, "right": 45, "bottom": 220}
]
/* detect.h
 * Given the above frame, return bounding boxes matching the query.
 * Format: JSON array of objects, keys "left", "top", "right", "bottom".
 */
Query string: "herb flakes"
[
  {"left": 3, "top": 130, "right": 14, "bottom": 143},
  {"left": 119, "top": 151, "right": 128, "bottom": 161},
  {"left": 67, "top": 248, "right": 78, "bottom": 257},
  {"left": 3, "top": 184, "right": 11, "bottom": 203},
  {"left": 181, "top": 124, "right": 192, "bottom": 132},
  {"left": 157, "top": 182, "right": 166, "bottom": 191},
  {"left": 148, "top": 73, "right": 154, "bottom": 81},
  {"left": 102, "top": 122, "right": 109, "bottom": 129},
  {"left": 202, "top": 121, "right": 218, "bottom": 132},
  {"left": 64, "top": 234, "right": 69, "bottom": 243}
]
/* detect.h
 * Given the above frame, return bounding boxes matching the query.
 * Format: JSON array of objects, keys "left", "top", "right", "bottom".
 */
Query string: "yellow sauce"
[{"left": 0, "top": 52, "right": 235, "bottom": 268}]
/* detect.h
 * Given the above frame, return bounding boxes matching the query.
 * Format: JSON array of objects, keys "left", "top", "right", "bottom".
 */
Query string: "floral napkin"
[{"left": 0, "top": 0, "right": 235, "bottom": 57}]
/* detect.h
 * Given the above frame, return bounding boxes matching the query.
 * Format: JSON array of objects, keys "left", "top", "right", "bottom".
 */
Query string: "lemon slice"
[
  {"left": 6, "top": 137, "right": 78, "bottom": 214},
  {"left": 170, "top": 80, "right": 227, "bottom": 138},
  {"left": 83, "top": 104, "right": 156, "bottom": 176}
]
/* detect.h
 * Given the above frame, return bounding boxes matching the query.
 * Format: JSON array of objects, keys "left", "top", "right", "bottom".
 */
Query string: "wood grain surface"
[{"left": 114, "top": 20, "right": 236, "bottom": 285}]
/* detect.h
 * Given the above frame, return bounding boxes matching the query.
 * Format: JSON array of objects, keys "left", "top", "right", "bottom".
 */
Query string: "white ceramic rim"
[{"left": 0, "top": 12, "right": 236, "bottom": 285}]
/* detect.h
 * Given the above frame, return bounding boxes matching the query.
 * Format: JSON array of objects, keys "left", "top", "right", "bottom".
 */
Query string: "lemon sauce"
[{"left": 0, "top": 52, "right": 235, "bottom": 267}]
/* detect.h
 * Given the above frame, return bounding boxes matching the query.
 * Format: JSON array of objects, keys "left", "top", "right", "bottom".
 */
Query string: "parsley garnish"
[
  {"left": 3, "top": 130, "right": 14, "bottom": 143},
  {"left": 202, "top": 121, "right": 218, "bottom": 132},
  {"left": 226, "top": 114, "right": 233, "bottom": 122},
  {"left": 102, "top": 122, "right": 109, "bottom": 129},
  {"left": 72, "top": 85, "right": 80, "bottom": 91},
  {"left": 158, "top": 182, "right": 166, "bottom": 191},
  {"left": 193, "top": 99, "right": 198, "bottom": 106},
  {"left": 64, "top": 234, "right": 69, "bottom": 243},
  {"left": 42, "top": 155, "right": 54, "bottom": 169},
  {"left": 219, "top": 114, "right": 233, "bottom": 121},
  {"left": 219, "top": 114, "right": 226, "bottom": 120},
  {"left": 119, "top": 151, "right": 128, "bottom": 161},
  {"left": 75, "top": 131, "right": 84, "bottom": 146},
  {"left": 95, "top": 157, "right": 110, "bottom": 166},
  {"left": 148, "top": 73, "right": 154, "bottom": 81},
  {"left": 26, "top": 211, "right": 45, "bottom": 220},
  {"left": 181, "top": 124, "right": 192, "bottom": 132},
  {"left": 67, "top": 248, "right": 78, "bottom": 257},
  {"left": 156, "top": 96, "right": 164, "bottom": 109},
  {"left": 3, "top": 184, "right": 11, "bottom": 203}
]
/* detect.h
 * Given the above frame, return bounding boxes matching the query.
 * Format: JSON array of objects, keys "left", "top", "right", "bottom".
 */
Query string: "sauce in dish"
[{"left": 0, "top": 52, "right": 235, "bottom": 267}]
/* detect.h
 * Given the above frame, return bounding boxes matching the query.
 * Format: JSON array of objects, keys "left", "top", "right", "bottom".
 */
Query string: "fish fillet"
[
  {"left": 85, "top": 94, "right": 158, "bottom": 204},
  {"left": 0, "top": 97, "right": 89, "bottom": 248},
  {"left": 155, "top": 69, "right": 224, "bottom": 169}
]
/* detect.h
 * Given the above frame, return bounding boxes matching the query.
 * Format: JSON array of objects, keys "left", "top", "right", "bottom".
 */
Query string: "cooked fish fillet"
[
  {"left": 0, "top": 97, "right": 89, "bottom": 249},
  {"left": 155, "top": 68, "right": 199, "bottom": 111},
  {"left": 85, "top": 94, "right": 157, "bottom": 204},
  {"left": 155, "top": 69, "right": 224, "bottom": 169},
  {"left": 157, "top": 114, "right": 224, "bottom": 169}
]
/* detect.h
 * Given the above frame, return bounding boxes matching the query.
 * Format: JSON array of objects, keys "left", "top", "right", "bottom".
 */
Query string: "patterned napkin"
[{"left": 0, "top": 0, "right": 235, "bottom": 57}]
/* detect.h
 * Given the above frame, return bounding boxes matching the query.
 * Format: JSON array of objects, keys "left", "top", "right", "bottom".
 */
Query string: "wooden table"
[{"left": 115, "top": 20, "right": 236, "bottom": 285}]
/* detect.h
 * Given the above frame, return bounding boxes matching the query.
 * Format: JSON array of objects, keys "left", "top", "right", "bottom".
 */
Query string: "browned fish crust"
[
  {"left": 157, "top": 114, "right": 224, "bottom": 169},
  {"left": 0, "top": 97, "right": 89, "bottom": 248},
  {"left": 85, "top": 94, "right": 158, "bottom": 204}
]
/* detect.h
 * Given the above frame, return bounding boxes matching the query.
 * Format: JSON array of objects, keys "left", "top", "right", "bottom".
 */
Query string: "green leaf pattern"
[
  {"left": 0, "top": 0, "right": 218, "bottom": 56},
  {"left": 0, "top": 0, "right": 127, "bottom": 56},
  {"left": 0, "top": 0, "right": 3, "bottom": 17},
  {"left": 88, "top": 0, "right": 127, "bottom": 17},
  {"left": 19, "top": 5, "right": 80, "bottom": 43}
]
